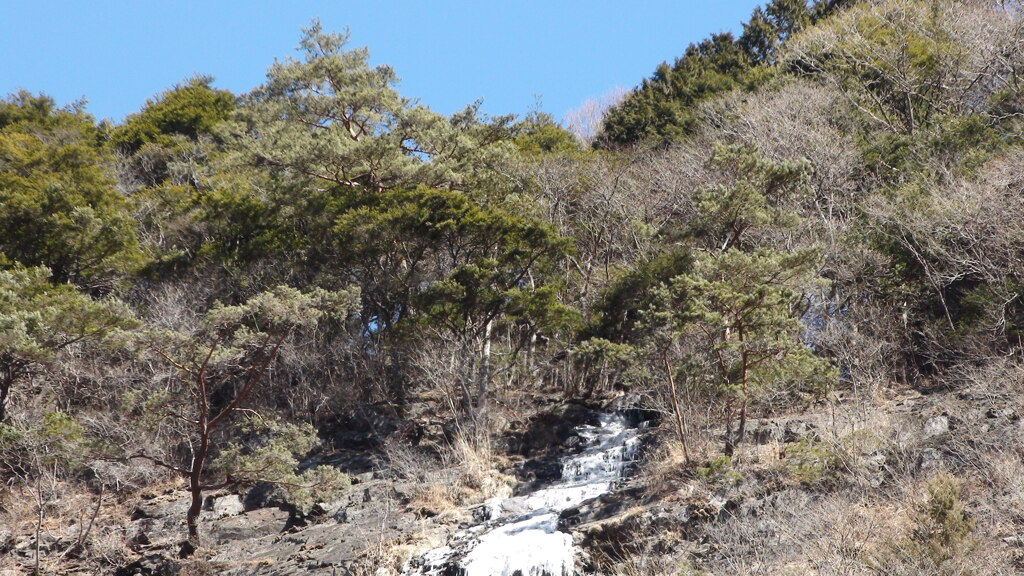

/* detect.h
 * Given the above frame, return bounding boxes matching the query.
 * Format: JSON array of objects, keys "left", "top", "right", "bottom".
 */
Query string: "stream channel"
[{"left": 404, "top": 412, "right": 642, "bottom": 576}]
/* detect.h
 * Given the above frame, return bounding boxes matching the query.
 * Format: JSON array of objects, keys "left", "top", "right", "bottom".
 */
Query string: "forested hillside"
[{"left": 3, "top": 1, "right": 1024, "bottom": 574}]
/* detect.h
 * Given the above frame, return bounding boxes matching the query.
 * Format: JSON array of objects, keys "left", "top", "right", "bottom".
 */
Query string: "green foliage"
[
  {"left": 859, "top": 138, "right": 1024, "bottom": 374},
  {"left": 121, "top": 387, "right": 176, "bottom": 428},
  {"left": 859, "top": 113, "right": 1002, "bottom": 185},
  {"left": 191, "top": 176, "right": 299, "bottom": 267},
  {"left": 227, "top": 21, "right": 515, "bottom": 193},
  {"left": 785, "top": 0, "right": 1011, "bottom": 139},
  {"left": 0, "top": 264, "right": 137, "bottom": 421},
  {"left": 910, "top": 473, "right": 976, "bottom": 560},
  {"left": 570, "top": 338, "right": 639, "bottom": 393},
  {"left": 696, "top": 455, "right": 742, "bottom": 485},
  {"left": 332, "top": 186, "right": 574, "bottom": 338},
  {"left": 571, "top": 338, "right": 636, "bottom": 367},
  {"left": 127, "top": 167, "right": 303, "bottom": 281},
  {"left": 781, "top": 438, "right": 840, "bottom": 486},
  {"left": 673, "top": 248, "right": 834, "bottom": 393},
  {"left": 646, "top": 144, "right": 833, "bottom": 410},
  {"left": 872, "top": 472, "right": 977, "bottom": 575},
  {"left": 39, "top": 411, "right": 88, "bottom": 470},
  {"left": 513, "top": 112, "right": 581, "bottom": 156},
  {"left": 0, "top": 411, "right": 91, "bottom": 478},
  {"left": 691, "top": 144, "right": 811, "bottom": 251},
  {"left": 0, "top": 423, "right": 25, "bottom": 471},
  {"left": 144, "top": 285, "right": 359, "bottom": 424},
  {"left": 583, "top": 249, "right": 693, "bottom": 344},
  {"left": 0, "top": 13, "right": 1020, "bottom": 569},
  {"left": 201, "top": 285, "right": 358, "bottom": 350},
  {"left": 651, "top": 247, "right": 836, "bottom": 454},
  {"left": 599, "top": 0, "right": 843, "bottom": 147},
  {"left": 109, "top": 77, "right": 235, "bottom": 191},
  {"left": 110, "top": 76, "right": 235, "bottom": 154},
  {"left": 741, "top": 0, "right": 813, "bottom": 65},
  {"left": 138, "top": 285, "right": 359, "bottom": 542},
  {"left": 601, "top": 32, "right": 759, "bottom": 147},
  {"left": 0, "top": 90, "right": 96, "bottom": 136},
  {"left": 212, "top": 417, "right": 350, "bottom": 514},
  {"left": 0, "top": 92, "right": 144, "bottom": 287}
]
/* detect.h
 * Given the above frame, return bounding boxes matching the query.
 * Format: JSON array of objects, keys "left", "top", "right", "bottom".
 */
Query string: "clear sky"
[{"left": 3, "top": 1, "right": 761, "bottom": 124}]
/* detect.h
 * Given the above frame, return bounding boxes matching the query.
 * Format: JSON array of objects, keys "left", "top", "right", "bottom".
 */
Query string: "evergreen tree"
[
  {"left": 110, "top": 76, "right": 235, "bottom": 154},
  {"left": 0, "top": 265, "right": 136, "bottom": 423},
  {"left": 133, "top": 286, "right": 357, "bottom": 547},
  {"left": 226, "top": 21, "right": 514, "bottom": 193},
  {"left": 600, "top": 0, "right": 842, "bottom": 148},
  {"left": 658, "top": 248, "right": 834, "bottom": 455},
  {"left": 0, "top": 92, "right": 144, "bottom": 289}
]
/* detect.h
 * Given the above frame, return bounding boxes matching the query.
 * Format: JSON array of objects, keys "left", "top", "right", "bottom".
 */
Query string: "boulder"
[
  {"left": 919, "top": 447, "right": 944, "bottom": 471},
  {"left": 211, "top": 494, "right": 245, "bottom": 517},
  {"left": 923, "top": 415, "right": 950, "bottom": 439},
  {"left": 0, "top": 527, "right": 12, "bottom": 554},
  {"left": 208, "top": 507, "right": 290, "bottom": 545}
]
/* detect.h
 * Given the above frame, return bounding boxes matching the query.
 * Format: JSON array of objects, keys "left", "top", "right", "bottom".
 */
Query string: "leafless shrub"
[
  {"left": 592, "top": 536, "right": 695, "bottom": 576},
  {"left": 856, "top": 149, "right": 1024, "bottom": 371},
  {"left": 785, "top": 0, "right": 1024, "bottom": 135},
  {"left": 701, "top": 490, "right": 897, "bottom": 576},
  {"left": 698, "top": 79, "right": 862, "bottom": 238},
  {"left": 382, "top": 403, "right": 512, "bottom": 519},
  {"left": 564, "top": 87, "right": 628, "bottom": 147},
  {"left": 510, "top": 150, "right": 679, "bottom": 307}
]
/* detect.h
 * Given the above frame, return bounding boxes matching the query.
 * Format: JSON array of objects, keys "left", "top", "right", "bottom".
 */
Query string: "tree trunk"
[
  {"left": 0, "top": 361, "right": 23, "bottom": 424},
  {"left": 661, "top": 352, "right": 690, "bottom": 465},
  {"left": 475, "top": 319, "right": 493, "bottom": 421},
  {"left": 387, "top": 345, "right": 406, "bottom": 416},
  {"left": 735, "top": 396, "right": 748, "bottom": 452},
  {"left": 0, "top": 377, "right": 10, "bottom": 424},
  {"left": 734, "top": 350, "right": 750, "bottom": 452},
  {"left": 33, "top": 474, "right": 43, "bottom": 576},
  {"left": 186, "top": 417, "right": 210, "bottom": 548},
  {"left": 457, "top": 342, "right": 476, "bottom": 423},
  {"left": 724, "top": 334, "right": 750, "bottom": 456},
  {"left": 723, "top": 399, "right": 735, "bottom": 457}
]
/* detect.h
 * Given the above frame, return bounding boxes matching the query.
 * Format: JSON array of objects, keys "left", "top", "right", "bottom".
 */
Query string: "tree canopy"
[{"left": 0, "top": 92, "right": 144, "bottom": 288}]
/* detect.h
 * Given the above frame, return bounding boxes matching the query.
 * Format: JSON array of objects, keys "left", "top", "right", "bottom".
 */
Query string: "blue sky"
[{"left": 3, "top": 1, "right": 761, "bottom": 124}]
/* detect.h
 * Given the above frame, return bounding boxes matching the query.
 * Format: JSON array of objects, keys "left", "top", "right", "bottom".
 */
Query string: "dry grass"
[
  {"left": 384, "top": 422, "right": 515, "bottom": 523},
  {"left": 0, "top": 476, "right": 138, "bottom": 575},
  {"left": 614, "top": 361, "right": 1024, "bottom": 576}
]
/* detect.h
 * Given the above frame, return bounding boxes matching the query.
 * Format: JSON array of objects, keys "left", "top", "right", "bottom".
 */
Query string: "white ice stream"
[{"left": 405, "top": 413, "right": 641, "bottom": 576}]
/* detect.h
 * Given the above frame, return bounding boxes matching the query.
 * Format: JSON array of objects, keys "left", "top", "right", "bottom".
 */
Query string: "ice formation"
[{"left": 405, "top": 413, "right": 640, "bottom": 576}]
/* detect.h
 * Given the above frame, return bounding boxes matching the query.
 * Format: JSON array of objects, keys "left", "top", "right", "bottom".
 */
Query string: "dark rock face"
[
  {"left": 320, "top": 409, "right": 426, "bottom": 451},
  {"left": 116, "top": 476, "right": 455, "bottom": 576},
  {"left": 243, "top": 482, "right": 292, "bottom": 512},
  {"left": 512, "top": 403, "right": 658, "bottom": 495},
  {"left": 514, "top": 456, "right": 564, "bottom": 486},
  {"left": 507, "top": 402, "right": 598, "bottom": 458},
  {"left": 114, "top": 554, "right": 183, "bottom": 576},
  {"left": 559, "top": 485, "right": 647, "bottom": 530},
  {"left": 749, "top": 418, "right": 818, "bottom": 444},
  {"left": 508, "top": 403, "right": 605, "bottom": 494},
  {"left": 565, "top": 489, "right": 698, "bottom": 571},
  {"left": 605, "top": 394, "right": 662, "bottom": 428},
  {"left": 207, "top": 507, "right": 290, "bottom": 546},
  {"left": 205, "top": 479, "right": 454, "bottom": 576}
]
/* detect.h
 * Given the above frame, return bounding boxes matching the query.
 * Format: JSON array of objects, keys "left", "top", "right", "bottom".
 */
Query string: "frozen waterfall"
[{"left": 405, "top": 412, "right": 641, "bottom": 576}]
